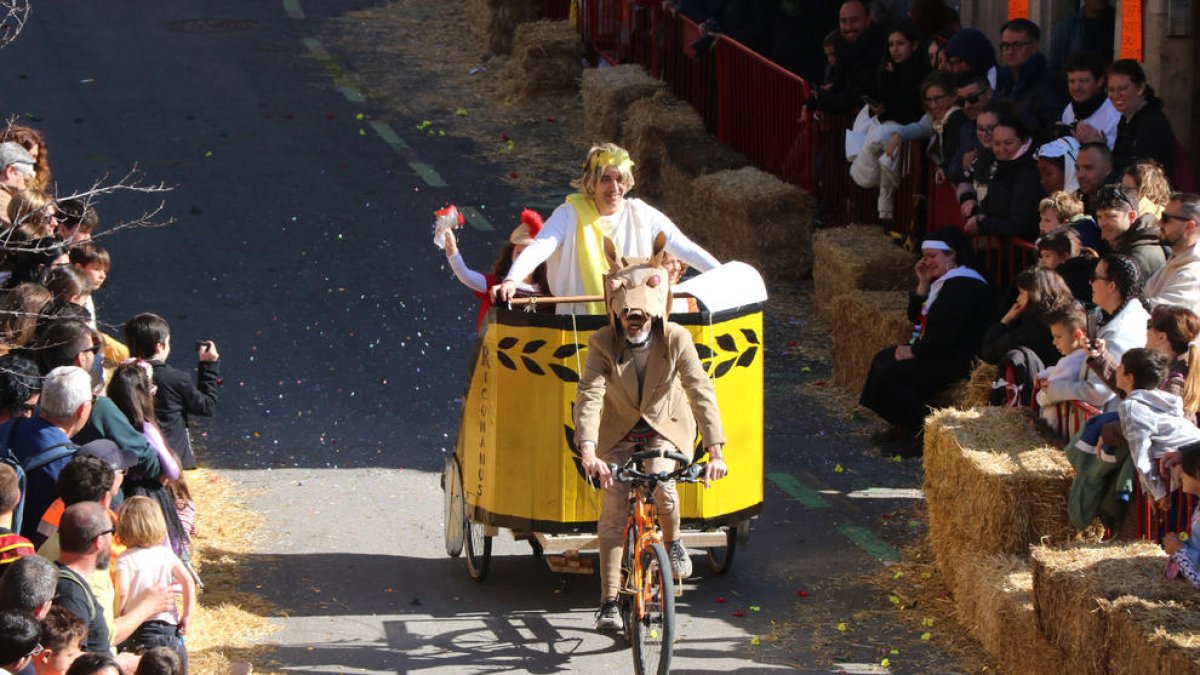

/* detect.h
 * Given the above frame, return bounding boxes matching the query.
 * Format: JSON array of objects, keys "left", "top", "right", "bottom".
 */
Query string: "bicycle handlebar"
[
  {"left": 609, "top": 459, "right": 710, "bottom": 485},
  {"left": 630, "top": 448, "right": 691, "bottom": 464}
]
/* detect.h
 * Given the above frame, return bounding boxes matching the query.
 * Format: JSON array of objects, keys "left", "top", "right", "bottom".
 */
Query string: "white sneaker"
[
  {"left": 668, "top": 540, "right": 692, "bottom": 579},
  {"left": 595, "top": 600, "right": 622, "bottom": 631}
]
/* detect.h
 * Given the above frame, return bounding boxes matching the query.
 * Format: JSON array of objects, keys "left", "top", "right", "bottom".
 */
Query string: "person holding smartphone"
[{"left": 122, "top": 313, "right": 221, "bottom": 470}]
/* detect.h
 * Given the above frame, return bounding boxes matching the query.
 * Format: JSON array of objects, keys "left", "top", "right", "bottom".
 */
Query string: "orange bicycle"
[{"left": 611, "top": 448, "right": 707, "bottom": 675}]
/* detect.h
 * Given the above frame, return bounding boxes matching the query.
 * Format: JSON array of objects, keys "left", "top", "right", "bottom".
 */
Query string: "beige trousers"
[{"left": 597, "top": 433, "right": 682, "bottom": 602}]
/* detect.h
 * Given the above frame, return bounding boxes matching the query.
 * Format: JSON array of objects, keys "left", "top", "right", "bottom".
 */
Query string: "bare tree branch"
[{"left": 0, "top": 0, "right": 30, "bottom": 50}]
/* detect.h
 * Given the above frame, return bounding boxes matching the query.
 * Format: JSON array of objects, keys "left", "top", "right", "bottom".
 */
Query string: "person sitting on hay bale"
[
  {"left": 859, "top": 227, "right": 992, "bottom": 457},
  {"left": 492, "top": 143, "right": 720, "bottom": 315}
]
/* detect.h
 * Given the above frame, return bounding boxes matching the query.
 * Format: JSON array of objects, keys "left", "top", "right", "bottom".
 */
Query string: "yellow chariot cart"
[{"left": 442, "top": 263, "right": 766, "bottom": 581}]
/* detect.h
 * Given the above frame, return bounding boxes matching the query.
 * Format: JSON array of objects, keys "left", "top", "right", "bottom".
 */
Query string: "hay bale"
[
  {"left": 620, "top": 92, "right": 705, "bottom": 200},
  {"left": 658, "top": 133, "right": 749, "bottom": 218},
  {"left": 811, "top": 225, "right": 915, "bottom": 321},
  {"left": 959, "top": 361, "right": 999, "bottom": 409},
  {"left": 830, "top": 291, "right": 912, "bottom": 393},
  {"left": 951, "top": 554, "right": 1068, "bottom": 675},
  {"left": 510, "top": 21, "right": 582, "bottom": 96},
  {"left": 581, "top": 65, "right": 665, "bottom": 144},
  {"left": 677, "top": 166, "right": 812, "bottom": 279},
  {"left": 1031, "top": 541, "right": 1200, "bottom": 675},
  {"left": 923, "top": 407, "right": 1092, "bottom": 592},
  {"left": 466, "top": 0, "right": 541, "bottom": 54}
]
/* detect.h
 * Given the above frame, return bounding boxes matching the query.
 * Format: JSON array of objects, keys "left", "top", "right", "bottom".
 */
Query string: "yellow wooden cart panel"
[{"left": 455, "top": 304, "right": 764, "bottom": 534}]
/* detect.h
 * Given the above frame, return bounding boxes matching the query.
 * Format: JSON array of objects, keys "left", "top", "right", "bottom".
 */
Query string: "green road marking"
[
  {"left": 458, "top": 206, "right": 494, "bottom": 232},
  {"left": 370, "top": 121, "right": 412, "bottom": 155},
  {"left": 766, "top": 472, "right": 830, "bottom": 509},
  {"left": 838, "top": 524, "right": 901, "bottom": 562},
  {"left": 408, "top": 162, "right": 447, "bottom": 188},
  {"left": 282, "top": 0, "right": 304, "bottom": 19},
  {"left": 301, "top": 38, "right": 364, "bottom": 102}
]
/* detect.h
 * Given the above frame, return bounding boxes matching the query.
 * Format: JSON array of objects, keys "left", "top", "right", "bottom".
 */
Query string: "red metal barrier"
[
  {"left": 656, "top": 12, "right": 717, "bottom": 129},
  {"left": 712, "top": 36, "right": 808, "bottom": 184}
]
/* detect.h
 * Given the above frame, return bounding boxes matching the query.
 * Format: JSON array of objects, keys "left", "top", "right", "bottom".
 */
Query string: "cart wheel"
[
  {"left": 706, "top": 524, "right": 738, "bottom": 575},
  {"left": 443, "top": 455, "right": 465, "bottom": 558},
  {"left": 465, "top": 520, "right": 492, "bottom": 582}
]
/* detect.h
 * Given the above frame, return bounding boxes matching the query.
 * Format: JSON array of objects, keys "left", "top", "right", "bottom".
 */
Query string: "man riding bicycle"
[{"left": 575, "top": 234, "right": 727, "bottom": 632}]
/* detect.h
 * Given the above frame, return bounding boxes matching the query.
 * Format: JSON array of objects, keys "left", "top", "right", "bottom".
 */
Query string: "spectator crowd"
[
  {"left": 0, "top": 126, "right": 222, "bottom": 675},
  {"left": 788, "top": 0, "right": 1200, "bottom": 583}
]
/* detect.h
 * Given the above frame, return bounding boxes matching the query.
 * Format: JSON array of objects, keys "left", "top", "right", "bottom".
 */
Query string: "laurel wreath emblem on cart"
[{"left": 493, "top": 328, "right": 760, "bottom": 383}]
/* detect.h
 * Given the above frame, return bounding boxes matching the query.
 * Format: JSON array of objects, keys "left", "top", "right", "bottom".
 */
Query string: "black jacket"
[
  {"left": 980, "top": 313, "right": 1058, "bottom": 368},
  {"left": 978, "top": 151, "right": 1043, "bottom": 241},
  {"left": 815, "top": 21, "right": 888, "bottom": 114},
  {"left": 150, "top": 359, "right": 220, "bottom": 470},
  {"left": 907, "top": 274, "right": 995, "bottom": 381},
  {"left": 873, "top": 56, "right": 930, "bottom": 124},
  {"left": 1057, "top": 255, "right": 1096, "bottom": 306},
  {"left": 995, "top": 52, "right": 1066, "bottom": 137},
  {"left": 1113, "top": 95, "right": 1178, "bottom": 180}
]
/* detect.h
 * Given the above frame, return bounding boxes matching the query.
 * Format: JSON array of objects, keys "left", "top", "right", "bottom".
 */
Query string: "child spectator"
[
  {"left": 42, "top": 267, "right": 91, "bottom": 312},
  {"left": 0, "top": 464, "right": 34, "bottom": 573},
  {"left": 1115, "top": 349, "right": 1200, "bottom": 504},
  {"left": 1034, "top": 137, "right": 1080, "bottom": 195},
  {"left": 1036, "top": 227, "right": 1095, "bottom": 304},
  {"left": 133, "top": 646, "right": 183, "bottom": 675},
  {"left": 124, "top": 313, "right": 220, "bottom": 470},
  {"left": 441, "top": 210, "right": 549, "bottom": 329},
  {"left": 55, "top": 199, "right": 98, "bottom": 245},
  {"left": 1038, "top": 189, "right": 1102, "bottom": 251},
  {"left": 34, "top": 606, "right": 86, "bottom": 675},
  {"left": 107, "top": 361, "right": 193, "bottom": 564},
  {"left": 68, "top": 241, "right": 109, "bottom": 329},
  {"left": 114, "top": 496, "right": 193, "bottom": 668},
  {"left": 1035, "top": 305, "right": 1091, "bottom": 429}
]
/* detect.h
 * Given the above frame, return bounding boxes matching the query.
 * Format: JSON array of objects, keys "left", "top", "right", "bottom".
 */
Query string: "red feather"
[{"left": 520, "top": 208, "right": 543, "bottom": 238}]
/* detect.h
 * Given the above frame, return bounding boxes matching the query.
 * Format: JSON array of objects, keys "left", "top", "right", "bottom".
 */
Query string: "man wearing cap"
[
  {"left": 860, "top": 227, "right": 992, "bottom": 457},
  {"left": 2, "top": 367, "right": 92, "bottom": 541},
  {"left": 0, "top": 142, "right": 35, "bottom": 225},
  {"left": 493, "top": 143, "right": 720, "bottom": 315},
  {"left": 574, "top": 237, "right": 726, "bottom": 631}
]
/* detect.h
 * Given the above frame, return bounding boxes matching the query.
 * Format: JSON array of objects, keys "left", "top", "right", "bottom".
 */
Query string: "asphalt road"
[{"left": 3, "top": 1, "right": 977, "bottom": 673}]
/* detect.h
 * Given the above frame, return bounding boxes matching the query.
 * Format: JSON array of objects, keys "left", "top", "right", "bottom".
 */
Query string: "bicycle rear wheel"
[
  {"left": 465, "top": 517, "right": 491, "bottom": 582},
  {"left": 631, "top": 541, "right": 675, "bottom": 675}
]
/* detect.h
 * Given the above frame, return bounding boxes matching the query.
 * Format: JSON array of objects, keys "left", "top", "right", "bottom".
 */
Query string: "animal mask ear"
[
  {"left": 650, "top": 232, "right": 668, "bottom": 267},
  {"left": 603, "top": 236, "right": 619, "bottom": 271}
]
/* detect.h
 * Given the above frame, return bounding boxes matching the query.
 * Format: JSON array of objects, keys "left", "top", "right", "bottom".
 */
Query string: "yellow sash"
[{"left": 567, "top": 193, "right": 610, "bottom": 315}]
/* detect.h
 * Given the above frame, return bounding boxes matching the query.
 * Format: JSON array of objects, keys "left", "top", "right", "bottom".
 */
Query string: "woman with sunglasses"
[{"left": 1095, "top": 183, "right": 1165, "bottom": 282}]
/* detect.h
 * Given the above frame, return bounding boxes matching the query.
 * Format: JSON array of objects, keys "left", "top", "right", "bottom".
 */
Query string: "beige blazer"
[{"left": 575, "top": 322, "right": 726, "bottom": 458}]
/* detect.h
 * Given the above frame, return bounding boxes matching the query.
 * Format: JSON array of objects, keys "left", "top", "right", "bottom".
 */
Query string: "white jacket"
[
  {"left": 1119, "top": 389, "right": 1200, "bottom": 501},
  {"left": 1144, "top": 241, "right": 1200, "bottom": 314},
  {"left": 1062, "top": 98, "right": 1120, "bottom": 150}
]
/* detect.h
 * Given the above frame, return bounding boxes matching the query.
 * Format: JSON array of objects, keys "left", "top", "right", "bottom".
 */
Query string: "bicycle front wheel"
[{"left": 631, "top": 541, "right": 675, "bottom": 675}]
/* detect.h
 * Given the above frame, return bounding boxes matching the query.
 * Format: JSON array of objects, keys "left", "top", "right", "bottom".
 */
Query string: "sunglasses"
[
  {"left": 1099, "top": 185, "right": 1136, "bottom": 211},
  {"left": 1161, "top": 212, "right": 1192, "bottom": 224},
  {"left": 956, "top": 92, "right": 984, "bottom": 106},
  {"left": 1091, "top": 273, "right": 1110, "bottom": 282},
  {"left": 95, "top": 527, "right": 115, "bottom": 539}
]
